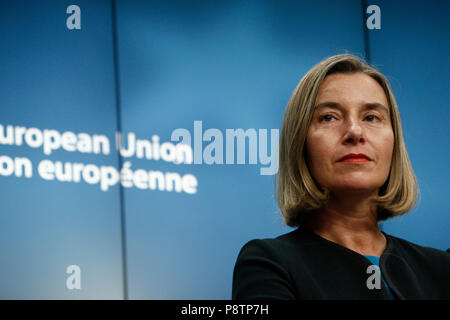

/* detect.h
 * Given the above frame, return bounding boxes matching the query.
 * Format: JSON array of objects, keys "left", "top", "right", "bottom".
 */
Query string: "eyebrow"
[{"left": 314, "top": 101, "right": 390, "bottom": 114}]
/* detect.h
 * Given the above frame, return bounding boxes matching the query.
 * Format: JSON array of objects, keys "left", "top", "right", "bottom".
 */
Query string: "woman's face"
[{"left": 305, "top": 72, "right": 394, "bottom": 195}]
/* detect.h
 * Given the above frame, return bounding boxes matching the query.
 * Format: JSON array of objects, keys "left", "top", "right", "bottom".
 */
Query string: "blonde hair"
[{"left": 277, "top": 53, "right": 418, "bottom": 227}]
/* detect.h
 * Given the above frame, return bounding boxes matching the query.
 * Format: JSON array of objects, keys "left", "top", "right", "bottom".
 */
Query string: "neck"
[{"left": 307, "top": 190, "right": 387, "bottom": 257}]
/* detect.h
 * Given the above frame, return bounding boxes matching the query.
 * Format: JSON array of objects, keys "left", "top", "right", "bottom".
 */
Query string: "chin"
[
  {"left": 330, "top": 178, "right": 381, "bottom": 192},
  {"left": 329, "top": 182, "right": 381, "bottom": 195}
]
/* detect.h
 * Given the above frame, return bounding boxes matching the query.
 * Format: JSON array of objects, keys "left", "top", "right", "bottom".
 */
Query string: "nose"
[{"left": 343, "top": 117, "right": 365, "bottom": 145}]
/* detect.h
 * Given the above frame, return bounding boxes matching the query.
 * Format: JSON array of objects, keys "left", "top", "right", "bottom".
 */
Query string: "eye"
[
  {"left": 365, "top": 114, "right": 380, "bottom": 122},
  {"left": 319, "top": 114, "right": 336, "bottom": 122}
]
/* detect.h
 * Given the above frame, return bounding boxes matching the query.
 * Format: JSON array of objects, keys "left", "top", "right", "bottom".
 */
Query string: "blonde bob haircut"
[{"left": 277, "top": 53, "right": 418, "bottom": 227}]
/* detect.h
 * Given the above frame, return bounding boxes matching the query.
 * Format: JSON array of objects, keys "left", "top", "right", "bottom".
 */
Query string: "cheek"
[
  {"left": 372, "top": 132, "right": 395, "bottom": 182},
  {"left": 305, "top": 133, "right": 333, "bottom": 173},
  {"left": 305, "top": 133, "right": 319, "bottom": 163},
  {"left": 306, "top": 129, "right": 335, "bottom": 157},
  {"left": 378, "top": 133, "right": 395, "bottom": 165}
]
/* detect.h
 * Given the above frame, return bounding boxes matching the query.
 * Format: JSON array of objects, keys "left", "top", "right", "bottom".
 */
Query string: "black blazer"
[{"left": 232, "top": 227, "right": 450, "bottom": 299}]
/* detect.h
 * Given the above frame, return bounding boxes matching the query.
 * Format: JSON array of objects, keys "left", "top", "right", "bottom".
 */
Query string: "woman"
[{"left": 232, "top": 54, "right": 450, "bottom": 300}]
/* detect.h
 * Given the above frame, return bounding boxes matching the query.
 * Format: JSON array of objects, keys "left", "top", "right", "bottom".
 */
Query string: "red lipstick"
[{"left": 338, "top": 153, "right": 371, "bottom": 163}]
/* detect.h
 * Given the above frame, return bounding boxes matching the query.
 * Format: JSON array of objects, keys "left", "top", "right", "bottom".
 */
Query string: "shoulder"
[
  {"left": 386, "top": 233, "right": 450, "bottom": 267},
  {"left": 232, "top": 229, "right": 306, "bottom": 300},
  {"left": 236, "top": 228, "right": 308, "bottom": 261}
]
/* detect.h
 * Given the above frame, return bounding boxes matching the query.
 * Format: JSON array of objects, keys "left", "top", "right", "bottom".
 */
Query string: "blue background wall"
[
  {"left": 0, "top": 0, "right": 448, "bottom": 299},
  {"left": 0, "top": 0, "right": 124, "bottom": 299}
]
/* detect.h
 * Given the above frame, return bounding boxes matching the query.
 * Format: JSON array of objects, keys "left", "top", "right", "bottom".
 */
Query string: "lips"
[{"left": 338, "top": 153, "right": 371, "bottom": 163}]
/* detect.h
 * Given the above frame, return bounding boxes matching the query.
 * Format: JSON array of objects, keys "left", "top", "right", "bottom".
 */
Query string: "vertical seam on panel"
[{"left": 111, "top": 0, "right": 129, "bottom": 300}]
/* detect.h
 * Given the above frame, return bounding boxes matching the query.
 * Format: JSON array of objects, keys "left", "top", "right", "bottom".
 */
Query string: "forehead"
[{"left": 316, "top": 73, "right": 389, "bottom": 107}]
